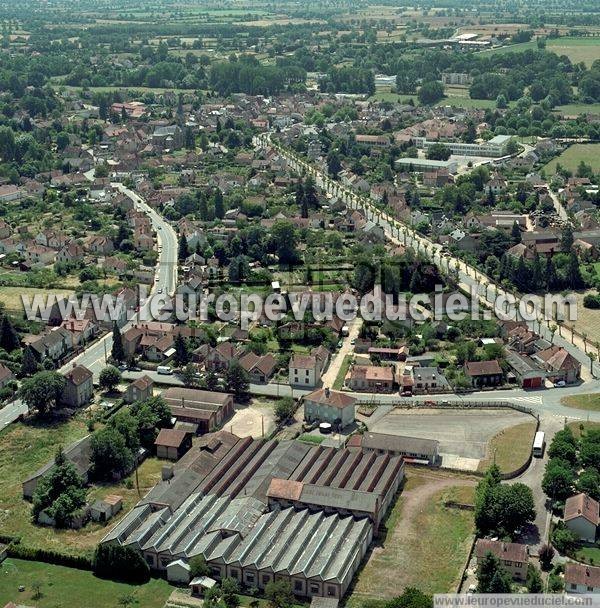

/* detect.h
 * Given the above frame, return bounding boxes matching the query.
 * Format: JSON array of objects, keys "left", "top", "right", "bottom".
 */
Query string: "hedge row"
[{"left": 8, "top": 542, "right": 93, "bottom": 571}]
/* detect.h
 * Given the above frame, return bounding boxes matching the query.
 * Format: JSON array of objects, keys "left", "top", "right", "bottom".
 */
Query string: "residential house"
[
  {"left": 303, "top": 387, "right": 356, "bottom": 429},
  {"left": 125, "top": 375, "right": 154, "bottom": 404},
  {"left": 61, "top": 364, "right": 94, "bottom": 407},
  {"left": 239, "top": 352, "right": 277, "bottom": 383},
  {"left": 464, "top": 360, "right": 503, "bottom": 388},
  {"left": 475, "top": 539, "right": 529, "bottom": 581},
  {"left": 564, "top": 493, "right": 599, "bottom": 543},
  {"left": 348, "top": 365, "right": 395, "bottom": 393},
  {"left": 533, "top": 346, "right": 581, "bottom": 384},
  {"left": 288, "top": 346, "right": 330, "bottom": 388},
  {"left": 565, "top": 563, "right": 600, "bottom": 594},
  {"left": 57, "top": 241, "right": 85, "bottom": 264},
  {"left": 28, "top": 327, "right": 72, "bottom": 363}
]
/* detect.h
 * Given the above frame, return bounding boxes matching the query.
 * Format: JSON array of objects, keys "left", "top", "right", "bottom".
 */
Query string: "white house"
[{"left": 565, "top": 493, "right": 599, "bottom": 543}]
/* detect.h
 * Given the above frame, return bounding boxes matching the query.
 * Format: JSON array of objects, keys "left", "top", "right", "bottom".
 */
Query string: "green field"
[
  {"left": 436, "top": 96, "right": 501, "bottom": 110},
  {"left": 555, "top": 103, "right": 600, "bottom": 116},
  {"left": 561, "top": 393, "right": 600, "bottom": 411},
  {"left": 0, "top": 559, "right": 172, "bottom": 608},
  {"left": 481, "top": 37, "right": 600, "bottom": 66},
  {"left": 543, "top": 144, "right": 600, "bottom": 174}
]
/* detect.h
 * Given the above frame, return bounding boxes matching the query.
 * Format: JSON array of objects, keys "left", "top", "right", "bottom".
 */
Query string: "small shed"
[
  {"left": 190, "top": 576, "right": 217, "bottom": 597},
  {"left": 167, "top": 559, "right": 191, "bottom": 583},
  {"left": 90, "top": 495, "right": 123, "bottom": 522}
]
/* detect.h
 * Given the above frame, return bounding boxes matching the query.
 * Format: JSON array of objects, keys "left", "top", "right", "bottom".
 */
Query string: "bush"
[
  {"left": 583, "top": 294, "right": 600, "bottom": 309},
  {"left": 92, "top": 544, "right": 150, "bottom": 583}
]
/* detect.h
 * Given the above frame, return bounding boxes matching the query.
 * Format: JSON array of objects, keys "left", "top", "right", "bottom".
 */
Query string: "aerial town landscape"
[{"left": 0, "top": 0, "right": 600, "bottom": 607}]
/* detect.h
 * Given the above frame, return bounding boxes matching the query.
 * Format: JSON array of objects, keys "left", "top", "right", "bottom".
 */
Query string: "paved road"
[
  {"left": 0, "top": 185, "right": 179, "bottom": 430},
  {"left": 64, "top": 185, "right": 178, "bottom": 381}
]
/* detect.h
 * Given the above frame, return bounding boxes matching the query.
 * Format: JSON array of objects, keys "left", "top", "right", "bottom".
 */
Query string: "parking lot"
[{"left": 369, "top": 407, "right": 532, "bottom": 462}]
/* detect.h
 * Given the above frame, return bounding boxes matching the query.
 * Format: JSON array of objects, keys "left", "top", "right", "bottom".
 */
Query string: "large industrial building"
[{"left": 101, "top": 431, "right": 404, "bottom": 599}]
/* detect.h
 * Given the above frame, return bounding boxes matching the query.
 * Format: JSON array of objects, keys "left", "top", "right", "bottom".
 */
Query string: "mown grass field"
[
  {"left": 0, "top": 559, "right": 172, "bottom": 608},
  {"left": 477, "top": 421, "right": 537, "bottom": 473},
  {"left": 544, "top": 144, "right": 600, "bottom": 174},
  {"left": 567, "top": 420, "right": 600, "bottom": 439}
]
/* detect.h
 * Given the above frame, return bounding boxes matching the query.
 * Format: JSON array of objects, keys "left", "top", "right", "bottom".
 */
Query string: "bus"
[{"left": 533, "top": 431, "right": 545, "bottom": 458}]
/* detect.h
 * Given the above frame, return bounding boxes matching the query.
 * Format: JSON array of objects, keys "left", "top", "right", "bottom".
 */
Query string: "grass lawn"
[
  {"left": 575, "top": 544, "right": 600, "bottom": 565},
  {"left": 347, "top": 469, "right": 475, "bottom": 604},
  {"left": 546, "top": 37, "right": 600, "bottom": 67},
  {"left": 332, "top": 355, "right": 352, "bottom": 390},
  {"left": 0, "top": 286, "right": 75, "bottom": 315},
  {"left": 297, "top": 433, "right": 325, "bottom": 444},
  {"left": 477, "top": 421, "right": 537, "bottom": 473},
  {"left": 561, "top": 394, "right": 600, "bottom": 411},
  {"left": 0, "top": 419, "right": 164, "bottom": 557},
  {"left": 0, "top": 559, "right": 172, "bottom": 608},
  {"left": 543, "top": 144, "right": 600, "bottom": 174},
  {"left": 436, "top": 96, "right": 510, "bottom": 110},
  {"left": 567, "top": 420, "right": 600, "bottom": 439}
]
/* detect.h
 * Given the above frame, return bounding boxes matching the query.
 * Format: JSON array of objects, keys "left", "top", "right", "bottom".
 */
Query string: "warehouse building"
[{"left": 101, "top": 432, "right": 404, "bottom": 599}]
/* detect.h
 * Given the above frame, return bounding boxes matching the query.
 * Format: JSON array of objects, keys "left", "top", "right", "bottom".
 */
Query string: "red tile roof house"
[
  {"left": 475, "top": 539, "right": 529, "bottom": 581},
  {"left": 564, "top": 493, "right": 599, "bottom": 543},
  {"left": 348, "top": 364, "right": 395, "bottom": 393},
  {"left": 155, "top": 428, "right": 193, "bottom": 461},
  {"left": 565, "top": 563, "right": 600, "bottom": 594},
  {"left": 0, "top": 363, "right": 15, "bottom": 389},
  {"left": 464, "top": 360, "right": 503, "bottom": 388},
  {"left": 239, "top": 352, "right": 277, "bottom": 383},
  {"left": 533, "top": 346, "right": 581, "bottom": 384}
]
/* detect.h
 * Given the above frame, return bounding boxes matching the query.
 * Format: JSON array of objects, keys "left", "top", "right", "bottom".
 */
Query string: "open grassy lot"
[
  {"left": 567, "top": 420, "right": 600, "bottom": 439},
  {"left": 575, "top": 544, "right": 600, "bottom": 565},
  {"left": 347, "top": 468, "right": 475, "bottom": 604},
  {"left": 0, "top": 559, "right": 172, "bottom": 608},
  {"left": 481, "top": 37, "right": 600, "bottom": 66},
  {"left": 437, "top": 96, "right": 501, "bottom": 110},
  {"left": 477, "top": 421, "right": 537, "bottom": 473},
  {"left": 544, "top": 144, "right": 600, "bottom": 174},
  {"left": 0, "top": 419, "right": 164, "bottom": 557},
  {"left": 0, "top": 286, "right": 75, "bottom": 315},
  {"left": 561, "top": 394, "right": 600, "bottom": 411}
]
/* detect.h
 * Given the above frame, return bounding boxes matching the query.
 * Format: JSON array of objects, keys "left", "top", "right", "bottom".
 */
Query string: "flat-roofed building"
[{"left": 348, "top": 432, "right": 439, "bottom": 465}]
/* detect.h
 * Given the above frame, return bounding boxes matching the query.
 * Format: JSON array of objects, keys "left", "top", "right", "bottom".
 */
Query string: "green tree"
[
  {"left": 220, "top": 578, "right": 240, "bottom": 608},
  {"left": 179, "top": 233, "right": 189, "bottom": 261},
  {"left": 189, "top": 555, "right": 210, "bottom": 578},
  {"left": 551, "top": 522, "right": 577, "bottom": 554},
  {"left": 31, "top": 447, "right": 87, "bottom": 527},
  {"left": 526, "top": 564, "right": 543, "bottom": 593},
  {"left": 274, "top": 397, "right": 296, "bottom": 424},
  {"left": 542, "top": 458, "right": 575, "bottom": 501},
  {"left": 0, "top": 315, "right": 19, "bottom": 352},
  {"left": 99, "top": 365, "right": 122, "bottom": 392},
  {"left": 20, "top": 345, "right": 39, "bottom": 377},
  {"left": 111, "top": 322, "right": 125, "bottom": 362},
  {"left": 225, "top": 360, "right": 249, "bottom": 398},
  {"left": 19, "top": 370, "right": 65, "bottom": 416},
  {"left": 426, "top": 143, "right": 451, "bottom": 161},
  {"left": 477, "top": 552, "right": 511, "bottom": 593},
  {"left": 93, "top": 544, "right": 150, "bottom": 583},
  {"left": 418, "top": 81, "right": 444, "bottom": 105},
  {"left": 386, "top": 588, "right": 433, "bottom": 608},
  {"left": 90, "top": 427, "right": 134, "bottom": 481},
  {"left": 264, "top": 580, "right": 294, "bottom": 608},
  {"left": 174, "top": 333, "right": 190, "bottom": 367},
  {"left": 214, "top": 188, "right": 225, "bottom": 219}
]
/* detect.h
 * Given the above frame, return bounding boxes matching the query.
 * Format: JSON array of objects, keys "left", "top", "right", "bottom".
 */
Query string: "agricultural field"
[
  {"left": 543, "top": 144, "right": 600, "bottom": 174},
  {"left": 481, "top": 36, "right": 600, "bottom": 66},
  {"left": 347, "top": 468, "right": 475, "bottom": 605}
]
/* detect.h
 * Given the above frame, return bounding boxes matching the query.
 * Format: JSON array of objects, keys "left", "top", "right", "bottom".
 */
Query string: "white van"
[{"left": 157, "top": 365, "right": 173, "bottom": 375}]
